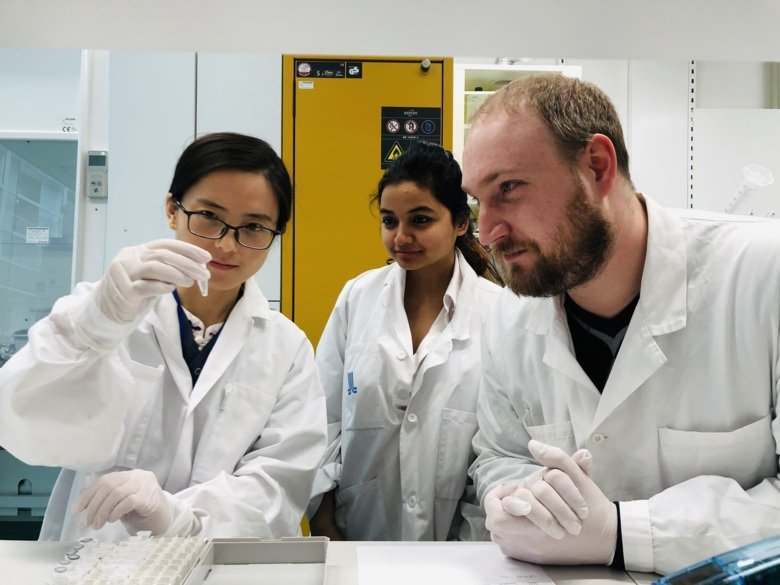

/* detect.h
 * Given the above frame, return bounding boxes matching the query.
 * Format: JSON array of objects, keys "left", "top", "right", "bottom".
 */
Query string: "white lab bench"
[{"left": 0, "top": 539, "right": 659, "bottom": 585}]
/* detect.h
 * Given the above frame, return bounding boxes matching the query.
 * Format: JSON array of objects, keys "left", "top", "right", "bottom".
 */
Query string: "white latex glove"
[
  {"left": 485, "top": 440, "right": 617, "bottom": 566},
  {"left": 95, "top": 239, "right": 211, "bottom": 323},
  {"left": 75, "top": 469, "right": 174, "bottom": 535},
  {"left": 497, "top": 444, "right": 592, "bottom": 538}
]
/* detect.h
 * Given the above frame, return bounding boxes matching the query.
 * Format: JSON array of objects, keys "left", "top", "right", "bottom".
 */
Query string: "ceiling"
[{"left": 0, "top": 1, "right": 779, "bottom": 61}]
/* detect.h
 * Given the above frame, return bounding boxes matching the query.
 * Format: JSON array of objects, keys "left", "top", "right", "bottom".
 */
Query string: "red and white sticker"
[
  {"left": 386, "top": 119, "right": 400, "bottom": 133},
  {"left": 404, "top": 119, "right": 418, "bottom": 134}
]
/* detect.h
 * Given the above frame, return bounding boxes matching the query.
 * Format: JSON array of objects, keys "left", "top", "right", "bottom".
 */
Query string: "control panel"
[{"left": 87, "top": 150, "right": 108, "bottom": 198}]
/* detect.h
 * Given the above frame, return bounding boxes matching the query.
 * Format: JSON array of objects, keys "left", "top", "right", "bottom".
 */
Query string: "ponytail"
[{"left": 456, "top": 221, "right": 504, "bottom": 285}]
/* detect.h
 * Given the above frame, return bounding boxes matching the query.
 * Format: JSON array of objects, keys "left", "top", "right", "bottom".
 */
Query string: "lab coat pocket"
[
  {"left": 114, "top": 360, "right": 165, "bottom": 469},
  {"left": 191, "top": 383, "right": 277, "bottom": 485},
  {"left": 342, "top": 343, "right": 385, "bottom": 430},
  {"left": 522, "top": 412, "right": 577, "bottom": 454},
  {"left": 435, "top": 409, "right": 478, "bottom": 500},
  {"left": 658, "top": 415, "right": 776, "bottom": 489},
  {"left": 335, "top": 477, "right": 388, "bottom": 540}
]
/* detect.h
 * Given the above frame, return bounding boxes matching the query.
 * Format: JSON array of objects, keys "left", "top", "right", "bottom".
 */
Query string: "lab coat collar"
[
  {"left": 636, "top": 194, "right": 688, "bottom": 335},
  {"left": 383, "top": 264, "right": 412, "bottom": 351},
  {"left": 382, "top": 249, "right": 477, "bottom": 343},
  {"left": 148, "top": 278, "right": 272, "bottom": 410},
  {"left": 441, "top": 249, "right": 462, "bottom": 321},
  {"left": 376, "top": 249, "right": 479, "bottom": 366},
  {"left": 413, "top": 251, "right": 474, "bottom": 374},
  {"left": 231, "top": 277, "right": 273, "bottom": 322},
  {"left": 587, "top": 196, "right": 685, "bottom": 427},
  {"left": 448, "top": 249, "right": 480, "bottom": 342},
  {"left": 420, "top": 251, "right": 481, "bottom": 381},
  {"left": 188, "top": 279, "right": 270, "bottom": 411},
  {"left": 150, "top": 294, "right": 193, "bottom": 402}
]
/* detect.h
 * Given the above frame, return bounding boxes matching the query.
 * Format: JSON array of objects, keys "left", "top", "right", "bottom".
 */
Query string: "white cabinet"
[{"left": 452, "top": 63, "right": 581, "bottom": 163}]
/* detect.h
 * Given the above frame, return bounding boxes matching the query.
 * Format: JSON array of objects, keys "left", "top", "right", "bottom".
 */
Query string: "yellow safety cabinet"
[{"left": 282, "top": 55, "right": 453, "bottom": 346}]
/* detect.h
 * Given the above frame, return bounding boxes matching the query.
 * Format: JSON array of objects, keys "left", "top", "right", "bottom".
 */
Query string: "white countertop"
[{"left": 0, "top": 539, "right": 659, "bottom": 585}]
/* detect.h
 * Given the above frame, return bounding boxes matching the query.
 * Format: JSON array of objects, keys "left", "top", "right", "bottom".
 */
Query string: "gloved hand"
[
  {"left": 485, "top": 440, "right": 617, "bottom": 566},
  {"left": 497, "top": 443, "right": 592, "bottom": 538},
  {"left": 95, "top": 239, "right": 211, "bottom": 323},
  {"left": 75, "top": 469, "right": 174, "bottom": 535}
]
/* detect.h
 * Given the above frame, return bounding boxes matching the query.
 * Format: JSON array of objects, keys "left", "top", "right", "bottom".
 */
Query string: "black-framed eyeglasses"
[{"left": 173, "top": 199, "right": 280, "bottom": 250}]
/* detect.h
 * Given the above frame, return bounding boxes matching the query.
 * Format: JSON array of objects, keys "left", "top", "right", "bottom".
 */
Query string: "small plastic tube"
[{"left": 198, "top": 279, "right": 208, "bottom": 297}]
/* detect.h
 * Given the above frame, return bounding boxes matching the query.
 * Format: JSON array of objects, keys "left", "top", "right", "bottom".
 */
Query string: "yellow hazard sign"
[{"left": 385, "top": 142, "right": 404, "bottom": 162}]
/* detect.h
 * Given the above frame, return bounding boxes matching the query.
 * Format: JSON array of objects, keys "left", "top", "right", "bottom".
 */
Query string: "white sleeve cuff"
[
  {"left": 69, "top": 294, "right": 142, "bottom": 351},
  {"left": 619, "top": 499, "right": 655, "bottom": 573},
  {"left": 163, "top": 492, "right": 199, "bottom": 537}
]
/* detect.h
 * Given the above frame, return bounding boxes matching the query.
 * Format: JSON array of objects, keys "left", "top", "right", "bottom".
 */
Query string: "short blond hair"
[{"left": 473, "top": 74, "right": 632, "bottom": 183}]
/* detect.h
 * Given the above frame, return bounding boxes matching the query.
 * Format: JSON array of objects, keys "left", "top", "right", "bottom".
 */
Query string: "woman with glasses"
[
  {"left": 0, "top": 132, "right": 326, "bottom": 541},
  {"left": 308, "top": 141, "right": 503, "bottom": 541}
]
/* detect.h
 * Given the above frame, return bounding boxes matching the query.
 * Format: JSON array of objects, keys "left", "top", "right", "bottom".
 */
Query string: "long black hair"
[
  {"left": 373, "top": 141, "right": 502, "bottom": 283},
  {"left": 169, "top": 132, "right": 292, "bottom": 232}
]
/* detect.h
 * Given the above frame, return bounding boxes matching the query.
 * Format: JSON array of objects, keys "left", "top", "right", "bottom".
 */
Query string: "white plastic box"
[{"left": 182, "top": 537, "right": 328, "bottom": 585}]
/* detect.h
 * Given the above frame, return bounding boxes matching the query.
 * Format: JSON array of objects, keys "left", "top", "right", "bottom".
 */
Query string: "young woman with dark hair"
[
  {"left": 0, "top": 132, "right": 326, "bottom": 541},
  {"left": 308, "top": 141, "right": 502, "bottom": 541}
]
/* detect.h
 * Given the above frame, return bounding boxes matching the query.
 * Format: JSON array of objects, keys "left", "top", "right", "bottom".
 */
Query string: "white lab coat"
[
  {"left": 471, "top": 195, "right": 780, "bottom": 575},
  {"left": 312, "top": 250, "right": 502, "bottom": 540},
  {"left": 0, "top": 278, "right": 327, "bottom": 541}
]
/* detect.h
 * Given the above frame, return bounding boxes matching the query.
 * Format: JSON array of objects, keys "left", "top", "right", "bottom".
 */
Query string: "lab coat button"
[
  {"left": 408, "top": 495, "right": 417, "bottom": 508},
  {"left": 592, "top": 433, "right": 606, "bottom": 444},
  {"left": 407, "top": 413, "right": 417, "bottom": 423},
  {"left": 396, "top": 351, "right": 406, "bottom": 360}
]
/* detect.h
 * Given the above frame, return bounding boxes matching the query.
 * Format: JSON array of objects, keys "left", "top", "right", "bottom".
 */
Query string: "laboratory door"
[{"left": 282, "top": 56, "right": 453, "bottom": 346}]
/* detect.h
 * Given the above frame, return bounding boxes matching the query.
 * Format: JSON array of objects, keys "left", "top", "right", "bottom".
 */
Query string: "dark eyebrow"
[
  {"left": 194, "top": 197, "right": 275, "bottom": 224},
  {"left": 379, "top": 205, "right": 436, "bottom": 215},
  {"left": 243, "top": 213, "right": 276, "bottom": 225}
]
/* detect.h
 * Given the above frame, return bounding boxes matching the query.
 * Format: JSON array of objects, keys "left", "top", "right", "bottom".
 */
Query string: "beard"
[{"left": 493, "top": 179, "right": 615, "bottom": 297}]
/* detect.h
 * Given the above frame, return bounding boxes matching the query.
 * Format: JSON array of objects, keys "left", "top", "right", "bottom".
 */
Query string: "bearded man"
[{"left": 462, "top": 73, "right": 780, "bottom": 576}]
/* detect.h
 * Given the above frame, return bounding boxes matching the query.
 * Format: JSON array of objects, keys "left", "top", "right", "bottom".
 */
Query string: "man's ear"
[{"left": 584, "top": 134, "right": 618, "bottom": 197}]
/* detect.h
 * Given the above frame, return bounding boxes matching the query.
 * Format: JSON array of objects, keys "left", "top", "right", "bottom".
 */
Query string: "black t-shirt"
[{"left": 563, "top": 294, "right": 639, "bottom": 392}]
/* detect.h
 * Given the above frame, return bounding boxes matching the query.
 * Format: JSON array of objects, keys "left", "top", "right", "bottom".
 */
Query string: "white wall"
[
  {"left": 693, "top": 109, "right": 780, "bottom": 218},
  {"left": 2, "top": 1, "right": 780, "bottom": 61},
  {"left": 626, "top": 61, "right": 690, "bottom": 209}
]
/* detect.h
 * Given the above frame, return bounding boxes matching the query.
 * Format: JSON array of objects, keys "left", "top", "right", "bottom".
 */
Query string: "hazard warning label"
[
  {"left": 381, "top": 106, "right": 441, "bottom": 168},
  {"left": 385, "top": 142, "right": 404, "bottom": 163}
]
